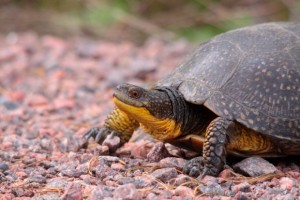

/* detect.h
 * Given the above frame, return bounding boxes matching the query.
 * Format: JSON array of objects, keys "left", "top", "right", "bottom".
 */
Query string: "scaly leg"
[{"left": 183, "top": 117, "right": 233, "bottom": 178}]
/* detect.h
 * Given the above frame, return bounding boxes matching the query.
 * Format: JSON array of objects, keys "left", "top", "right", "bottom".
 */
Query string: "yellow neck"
[{"left": 113, "top": 97, "right": 181, "bottom": 141}]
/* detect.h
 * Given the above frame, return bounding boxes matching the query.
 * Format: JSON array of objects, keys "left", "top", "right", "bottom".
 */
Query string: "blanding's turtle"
[{"left": 83, "top": 22, "right": 300, "bottom": 177}]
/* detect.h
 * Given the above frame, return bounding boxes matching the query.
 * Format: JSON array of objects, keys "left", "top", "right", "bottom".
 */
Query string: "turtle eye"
[{"left": 128, "top": 88, "right": 141, "bottom": 99}]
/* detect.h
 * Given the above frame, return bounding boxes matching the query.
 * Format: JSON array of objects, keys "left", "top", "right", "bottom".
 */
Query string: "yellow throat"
[{"left": 113, "top": 97, "right": 181, "bottom": 141}]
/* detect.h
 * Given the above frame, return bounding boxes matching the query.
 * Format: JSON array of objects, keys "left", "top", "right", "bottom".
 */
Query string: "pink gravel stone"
[
  {"left": 53, "top": 98, "right": 75, "bottom": 110},
  {"left": 27, "top": 94, "right": 49, "bottom": 107},
  {"left": 174, "top": 185, "right": 194, "bottom": 197},
  {"left": 279, "top": 177, "right": 294, "bottom": 190},
  {"left": 124, "top": 140, "right": 153, "bottom": 158},
  {"left": 16, "top": 171, "right": 28, "bottom": 179},
  {"left": 7, "top": 91, "right": 25, "bottom": 102},
  {"left": 151, "top": 167, "right": 178, "bottom": 182},
  {"left": 201, "top": 175, "right": 218, "bottom": 184},
  {"left": 113, "top": 183, "right": 141, "bottom": 200},
  {"left": 147, "top": 142, "right": 171, "bottom": 162},
  {"left": 218, "top": 168, "right": 234, "bottom": 179},
  {"left": 60, "top": 183, "right": 83, "bottom": 200},
  {"left": 111, "top": 163, "right": 125, "bottom": 170},
  {"left": 159, "top": 157, "right": 187, "bottom": 170},
  {"left": 231, "top": 182, "right": 251, "bottom": 194}
]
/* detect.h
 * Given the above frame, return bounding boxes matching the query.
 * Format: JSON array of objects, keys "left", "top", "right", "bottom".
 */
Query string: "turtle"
[{"left": 83, "top": 22, "right": 300, "bottom": 178}]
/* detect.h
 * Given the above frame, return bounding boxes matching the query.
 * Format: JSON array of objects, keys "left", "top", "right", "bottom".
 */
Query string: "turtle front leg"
[
  {"left": 183, "top": 117, "right": 233, "bottom": 178},
  {"left": 82, "top": 108, "right": 140, "bottom": 151}
]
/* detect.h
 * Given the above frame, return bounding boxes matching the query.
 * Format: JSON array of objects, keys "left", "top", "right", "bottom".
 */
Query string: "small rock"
[
  {"left": 174, "top": 185, "right": 194, "bottom": 197},
  {"left": 113, "top": 183, "right": 141, "bottom": 200},
  {"left": 279, "top": 177, "right": 294, "bottom": 190},
  {"left": 134, "top": 176, "right": 154, "bottom": 188},
  {"left": 133, "top": 169, "right": 142, "bottom": 176},
  {"left": 286, "top": 171, "right": 300, "bottom": 179},
  {"left": 61, "top": 168, "right": 82, "bottom": 178},
  {"left": 266, "top": 187, "right": 286, "bottom": 196},
  {"left": 45, "top": 178, "right": 68, "bottom": 189},
  {"left": 22, "top": 157, "right": 37, "bottom": 165},
  {"left": 7, "top": 91, "right": 25, "bottom": 102},
  {"left": 218, "top": 168, "right": 234, "bottom": 179},
  {"left": 39, "top": 138, "right": 53, "bottom": 150},
  {"left": 146, "top": 192, "right": 157, "bottom": 200},
  {"left": 234, "top": 191, "right": 252, "bottom": 200},
  {"left": 159, "top": 157, "right": 187, "bottom": 170},
  {"left": 171, "top": 174, "right": 197, "bottom": 188},
  {"left": 233, "top": 156, "right": 277, "bottom": 177},
  {"left": 105, "top": 180, "right": 118, "bottom": 187},
  {"left": 274, "top": 193, "right": 296, "bottom": 200},
  {"left": 147, "top": 142, "right": 171, "bottom": 162},
  {"left": 111, "top": 163, "right": 125, "bottom": 171},
  {"left": 154, "top": 190, "right": 173, "bottom": 199},
  {"left": 4, "top": 171, "right": 18, "bottom": 182},
  {"left": 102, "top": 132, "right": 121, "bottom": 152},
  {"left": 26, "top": 175, "right": 47, "bottom": 184},
  {"left": 0, "top": 163, "right": 9, "bottom": 172},
  {"left": 89, "top": 185, "right": 114, "bottom": 200},
  {"left": 53, "top": 98, "right": 75, "bottom": 110},
  {"left": 47, "top": 167, "right": 57, "bottom": 176},
  {"left": 151, "top": 167, "right": 178, "bottom": 182},
  {"left": 60, "top": 183, "right": 83, "bottom": 200},
  {"left": 231, "top": 182, "right": 251, "bottom": 194},
  {"left": 198, "top": 182, "right": 225, "bottom": 196},
  {"left": 252, "top": 187, "right": 267, "bottom": 198},
  {"left": 80, "top": 174, "right": 96, "bottom": 185},
  {"left": 98, "top": 156, "right": 121, "bottom": 165},
  {"left": 27, "top": 94, "right": 49, "bottom": 107},
  {"left": 201, "top": 175, "right": 219, "bottom": 185},
  {"left": 77, "top": 164, "right": 88, "bottom": 175},
  {"left": 118, "top": 140, "right": 153, "bottom": 158},
  {"left": 12, "top": 188, "right": 25, "bottom": 197},
  {"left": 2, "top": 101, "right": 19, "bottom": 110},
  {"left": 289, "top": 187, "right": 300, "bottom": 198},
  {"left": 94, "top": 165, "right": 118, "bottom": 180},
  {"left": 16, "top": 171, "right": 28, "bottom": 179},
  {"left": 117, "top": 177, "right": 135, "bottom": 185},
  {"left": 87, "top": 145, "right": 110, "bottom": 156}
]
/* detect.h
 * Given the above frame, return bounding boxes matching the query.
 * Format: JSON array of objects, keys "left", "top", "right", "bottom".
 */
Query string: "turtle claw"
[
  {"left": 183, "top": 157, "right": 214, "bottom": 180},
  {"left": 83, "top": 127, "right": 99, "bottom": 140},
  {"left": 82, "top": 127, "right": 112, "bottom": 147},
  {"left": 94, "top": 128, "right": 108, "bottom": 143},
  {"left": 183, "top": 157, "right": 205, "bottom": 177}
]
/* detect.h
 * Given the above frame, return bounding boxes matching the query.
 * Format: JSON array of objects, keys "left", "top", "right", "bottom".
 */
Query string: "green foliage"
[
  {"left": 83, "top": 5, "right": 117, "bottom": 26},
  {"left": 178, "top": 26, "right": 222, "bottom": 42},
  {"left": 7, "top": 0, "right": 298, "bottom": 42}
]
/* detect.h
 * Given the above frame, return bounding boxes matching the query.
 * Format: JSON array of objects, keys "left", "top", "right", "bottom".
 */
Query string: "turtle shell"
[{"left": 158, "top": 22, "right": 300, "bottom": 141}]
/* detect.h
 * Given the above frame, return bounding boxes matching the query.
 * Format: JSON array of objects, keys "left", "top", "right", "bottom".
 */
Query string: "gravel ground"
[{"left": 0, "top": 33, "right": 299, "bottom": 199}]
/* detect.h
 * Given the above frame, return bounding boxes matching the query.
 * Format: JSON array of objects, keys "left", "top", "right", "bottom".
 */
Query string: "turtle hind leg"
[
  {"left": 183, "top": 117, "right": 233, "bottom": 178},
  {"left": 203, "top": 117, "right": 232, "bottom": 176}
]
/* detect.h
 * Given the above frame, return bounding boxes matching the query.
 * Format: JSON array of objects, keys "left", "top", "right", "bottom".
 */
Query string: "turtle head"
[
  {"left": 113, "top": 83, "right": 181, "bottom": 140},
  {"left": 113, "top": 83, "right": 173, "bottom": 120}
]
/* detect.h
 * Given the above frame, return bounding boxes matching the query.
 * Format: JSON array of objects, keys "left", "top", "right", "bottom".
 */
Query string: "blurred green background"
[{"left": 1, "top": 0, "right": 299, "bottom": 43}]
